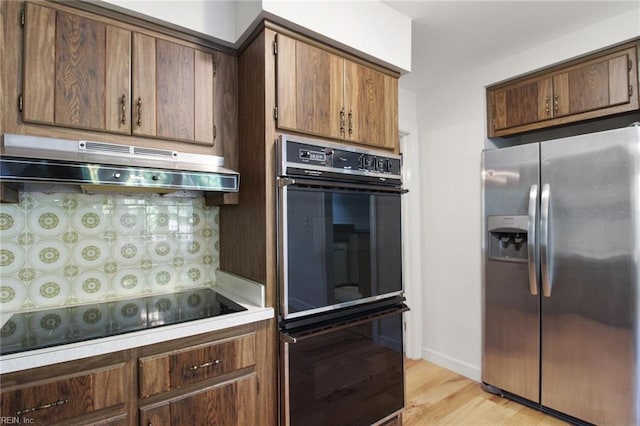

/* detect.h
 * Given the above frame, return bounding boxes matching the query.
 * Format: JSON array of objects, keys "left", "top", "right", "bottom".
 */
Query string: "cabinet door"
[
  {"left": 23, "top": 3, "right": 131, "bottom": 134},
  {"left": 169, "top": 374, "right": 257, "bottom": 425},
  {"left": 553, "top": 48, "right": 634, "bottom": 117},
  {"left": 491, "top": 77, "right": 553, "bottom": 132},
  {"left": 132, "top": 35, "right": 215, "bottom": 145},
  {"left": 140, "top": 404, "right": 170, "bottom": 426},
  {"left": 140, "top": 374, "right": 257, "bottom": 426},
  {"left": 132, "top": 33, "right": 157, "bottom": 138},
  {"left": 276, "top": 34, "right": 343, "bottom": 140},
  {"left": 345, "top": 61, "right": 398, "bottom": 149}
]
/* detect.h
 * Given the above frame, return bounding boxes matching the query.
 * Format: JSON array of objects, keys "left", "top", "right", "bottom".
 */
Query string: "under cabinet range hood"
[{"left": 0, "top": 134, "right": 239, "bottom": 193}]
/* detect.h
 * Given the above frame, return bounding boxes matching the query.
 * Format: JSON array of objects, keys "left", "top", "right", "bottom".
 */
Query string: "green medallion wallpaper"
[{"left": 0, "top": 191, "right": 219, "bottom": 313}]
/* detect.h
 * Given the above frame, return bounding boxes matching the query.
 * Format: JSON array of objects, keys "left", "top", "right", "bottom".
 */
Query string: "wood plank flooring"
[{"left": 404, "top": 359, "right": 568, "bottom": 425}]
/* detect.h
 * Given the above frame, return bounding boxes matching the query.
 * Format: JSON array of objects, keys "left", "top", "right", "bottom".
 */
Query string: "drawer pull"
[
  {"left": 189, "top": 359, "right": 221, "bottom": 371},
  {"left": 15, "top": 399, "right": 71, "bottom": 416}
]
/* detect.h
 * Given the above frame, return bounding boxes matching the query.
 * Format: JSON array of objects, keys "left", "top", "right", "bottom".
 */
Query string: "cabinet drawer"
[
  {"left": 0, "top": 364, "right": 125, "bottom": 424},
  {"left": 139, "top": 332, "right": 256, "bottom": 398}
]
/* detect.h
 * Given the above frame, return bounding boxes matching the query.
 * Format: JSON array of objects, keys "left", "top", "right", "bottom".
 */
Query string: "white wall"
[
  {"left": 98, "top": 0, "right": 411, "bottom": 72},
  {"left": 398, "top": 88, "right": 422, "bottom": 359},
  {"left": 100, "top": 0, "right": 239, "bottom": 44},
  {"left": 261, "top": 1, "right": 411, "bottom": 72},
  {"left": 410, "top": 8, "right": 640, "bottom": 381}
]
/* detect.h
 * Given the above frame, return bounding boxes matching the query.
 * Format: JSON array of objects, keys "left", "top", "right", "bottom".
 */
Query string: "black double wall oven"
[{"left": 277, "top": 134, "right": 408, "bottom": 426}]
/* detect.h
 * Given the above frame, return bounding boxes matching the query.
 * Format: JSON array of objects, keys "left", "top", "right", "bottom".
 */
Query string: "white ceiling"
[{"left": 382, "top": 1, "right": 640, "bottom": 92}]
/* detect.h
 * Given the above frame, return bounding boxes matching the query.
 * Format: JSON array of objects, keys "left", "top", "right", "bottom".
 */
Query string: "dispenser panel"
[{"left": 488, "top": 215, "right": 528, "bottom": 262}]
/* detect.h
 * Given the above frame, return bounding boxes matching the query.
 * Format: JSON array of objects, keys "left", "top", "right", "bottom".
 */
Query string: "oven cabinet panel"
[
  {"left": 281, "top": 185, "right": 403, "bottom": 319},
  {"left": 281, "top": 311, "right": 405, "bottom": 426},
  {"left": 140, "top": 374, "right": 258, "bottom": 426},
  {"left": 139, "top": 332, "right": 256, "bottom": 398}
]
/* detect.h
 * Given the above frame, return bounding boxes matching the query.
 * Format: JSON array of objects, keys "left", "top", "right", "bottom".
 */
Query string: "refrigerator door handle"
[
  {"left": 540, "top": 183, "right": 553, "bottom": 297},
  {"left": 527, "top": 184, "right": 539, "bottom": 296}
]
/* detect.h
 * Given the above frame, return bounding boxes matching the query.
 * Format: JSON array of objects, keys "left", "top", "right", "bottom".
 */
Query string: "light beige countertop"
[{"left": 0, "top": 271, "right": 273, "bottom": 374}]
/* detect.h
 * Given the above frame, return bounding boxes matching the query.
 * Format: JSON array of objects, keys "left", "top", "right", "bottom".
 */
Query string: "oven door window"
[{"left": 284, "top": 186, "right": 402, "bottom": 318}]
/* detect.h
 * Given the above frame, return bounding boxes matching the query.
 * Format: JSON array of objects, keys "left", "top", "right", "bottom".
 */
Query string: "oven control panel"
[{"left": 280, "top": 135, "right": 402, "bottom": 181}]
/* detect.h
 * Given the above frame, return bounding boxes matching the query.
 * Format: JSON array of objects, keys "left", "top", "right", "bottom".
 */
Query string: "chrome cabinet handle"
[
  {"left": 120, "top": 94, "right": 127, "bottom": 125},
  {"left": 348, "top": 109, "right": 353, "bottom": 136},
  {"left": 553, "top": 95, "right": 559, "bottom": 114},
  {"left": 189, "top": 359, "right": 220, "bottom": 371},
  {"left": 15, "top": 399, "right": 71, "bottom": 416},
  {"left": 136, "top": 97, "right": 142, "bottom": 127},
  {"left": 527, "top": 184, "right": 539, "bottom": 296},
  {"left": 540, "top": 183, "right": 552, "bottom": 297},
  {"left": 339, "top": 107, "right": 345, "bottom": 136}
]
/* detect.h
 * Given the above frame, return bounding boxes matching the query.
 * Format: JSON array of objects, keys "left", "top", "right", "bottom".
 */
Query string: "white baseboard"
[{"left": 421, "top": 348, "right": 481, "bottom": 382}]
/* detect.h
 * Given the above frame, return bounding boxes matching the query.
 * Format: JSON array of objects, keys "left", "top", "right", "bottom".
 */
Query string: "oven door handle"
[
  {"left": 280, "top": 304, "right": 409, "bottom": 344},
  {"left": 278, "top": 176, "right": 407, "bottom": 193}
]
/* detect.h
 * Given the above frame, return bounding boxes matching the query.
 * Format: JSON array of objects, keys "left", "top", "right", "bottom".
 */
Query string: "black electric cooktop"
[{"left": 0, "top": 289, "right": 247, "bottom": 356}]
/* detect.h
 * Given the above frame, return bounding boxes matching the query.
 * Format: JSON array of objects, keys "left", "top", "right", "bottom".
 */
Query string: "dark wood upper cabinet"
[
  {"left": 276, "top": 33, "right": 343, "bottom": 140},
  {"left": 132, "top": 35, "right": 215, "bottom": 145},
  {"left": 23, "top": 2, "right": 131, "bottom": 134},
  {"left": 345, "top": 60, "right": 398, "bottom": 149},
  {"left": 488, "top": 42, "right": 639, "bottom": 137},
  {"left": 275, "top": 32, "right": 399, "bottom": 150},
  {"left": 22, "top": 2, "right": 217, "bottom": 147},
  {"left": 553, "top": 51, "right": 631, "bottom": 117},
  {"left": 492, "top": 78, "right": 553, "bottom": 131}
]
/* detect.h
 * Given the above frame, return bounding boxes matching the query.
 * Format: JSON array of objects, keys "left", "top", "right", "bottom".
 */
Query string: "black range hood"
[{"left": 0, "top": 134, "right": 239, "bottom": 193}]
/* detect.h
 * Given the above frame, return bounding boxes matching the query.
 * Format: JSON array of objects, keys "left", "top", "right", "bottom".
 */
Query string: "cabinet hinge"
[
  {"left": 213, "top": 124, "right": 217, "bottom": 140},
  {"left": 272, "top": 34, "right": 278, "bottom": 56},
  {"left": 18, "top": 94, "right": 23, "bottom": 113},
  {"left": 273, "top": 105, "right": 278, "bottom": 120},
  {"left": 20, "top": 8, "right": 25, "bottom": 27}
]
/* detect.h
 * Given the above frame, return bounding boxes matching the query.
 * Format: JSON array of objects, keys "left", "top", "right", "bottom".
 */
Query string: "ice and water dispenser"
[{"left": 487, "top": 216, "right": 529, "bottom": 262}]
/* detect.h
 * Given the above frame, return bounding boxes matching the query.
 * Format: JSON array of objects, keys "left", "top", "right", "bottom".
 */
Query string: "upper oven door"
[{"left": 278, "top": 178, "right": 404, "bottom": 320}]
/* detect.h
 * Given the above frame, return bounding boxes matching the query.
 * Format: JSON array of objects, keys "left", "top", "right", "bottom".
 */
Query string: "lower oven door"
[
  {"left": 278, "top": 178, "right": 404, "bottom": 320},
  {"left": 280, "top": 304, "right": 408, "bottom": 426}
]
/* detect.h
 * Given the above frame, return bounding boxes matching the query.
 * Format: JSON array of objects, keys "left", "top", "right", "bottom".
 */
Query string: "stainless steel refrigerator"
[{"left": 482, "top": 125, "right": 639, "bottom": 425}]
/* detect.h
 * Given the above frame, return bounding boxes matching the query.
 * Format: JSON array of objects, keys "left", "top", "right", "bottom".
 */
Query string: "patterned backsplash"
[{"left": 0, "top": 191, "right": 219, "bottom": 313}]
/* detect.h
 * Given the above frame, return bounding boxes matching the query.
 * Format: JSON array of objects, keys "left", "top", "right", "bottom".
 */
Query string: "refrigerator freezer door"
[
  {"left": 482, "top": 143, "right": 540, "bottom": 402},
  {"left": 540, "top": 126, "right": 639, "bottom": 425}
]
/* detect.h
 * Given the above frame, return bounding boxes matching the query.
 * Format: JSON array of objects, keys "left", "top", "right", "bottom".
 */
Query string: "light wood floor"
[{"left": 404, "top": 359, "right": 568, "bottom": 425}]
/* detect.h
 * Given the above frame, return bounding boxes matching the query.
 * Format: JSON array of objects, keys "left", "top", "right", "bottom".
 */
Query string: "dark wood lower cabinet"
[
  {"left": 0, "top": 351, "right": 131, "bottom": 425},
  {"left": 0, "top": 321, "right": 273, "bottom": 426},
  {"left": 140, "top": 374, "right": 257, "bottom": 426}
]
